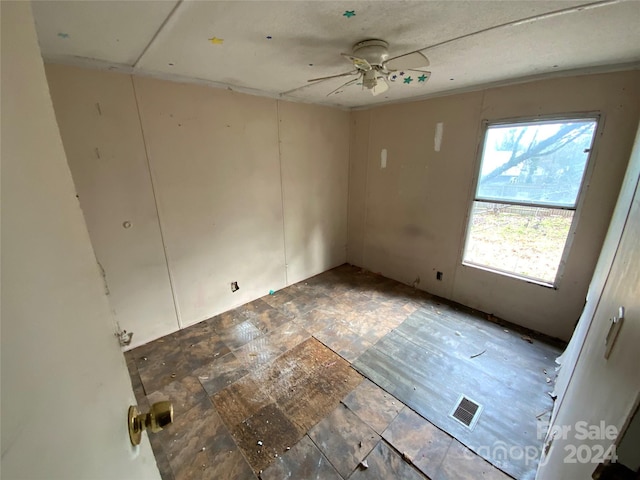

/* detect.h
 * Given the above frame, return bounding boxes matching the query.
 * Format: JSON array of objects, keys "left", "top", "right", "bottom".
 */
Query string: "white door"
[
  {"left": 0, "top": 3, "right": 160, "bottom": 478},
  {"left": 537, "top": 125, "right": 640, "bottom": 479}
]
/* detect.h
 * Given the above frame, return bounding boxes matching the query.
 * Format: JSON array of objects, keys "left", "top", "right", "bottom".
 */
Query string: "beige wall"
[
  {"left": 278, "top": 101, "right": 350, "bottom": 285},
  {"left": 46, "top": 62, "right": 639, "bottom": 344},
  {"left": 133, "top": 75, "right": 286, "bottom": 328},
  {"left": 348, "top": 71, "right": 640, "bottom": 340},
  {"left": 1, "top": 3, "right": 159, "bottom": 478},
  {"left": 45, "top": 66, "right": 179, "bottom": 343},
  {"left": 46, "top": 65, "right": 350, "bottom": 345}
]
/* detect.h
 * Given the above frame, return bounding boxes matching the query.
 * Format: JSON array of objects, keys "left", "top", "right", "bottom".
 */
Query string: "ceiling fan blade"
[
  {"left": 388, "top": 70, "right": 431, "bottom": 87},
  {"left": 371, "top": 78, "right": 389, "bottom": 96},
  {"left": 340, "top": 53, "right": 372, "bottom": 71},
  {"left": 326, "top": 77, "right": 360, "bottom": 97},
  {"left": 308, "top": 70, "right": 358, "bottom": 83},
  {"left": 383, "top": 51, "right": 429, "bottom": 71}
]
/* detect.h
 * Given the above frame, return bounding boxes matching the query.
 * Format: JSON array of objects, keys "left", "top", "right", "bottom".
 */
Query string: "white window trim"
[{"left": 460, "top": 112, "right": 602, "bottom": 288}]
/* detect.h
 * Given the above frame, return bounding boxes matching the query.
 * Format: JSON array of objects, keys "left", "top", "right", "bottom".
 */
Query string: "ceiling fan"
[{"left": 308, "top": 39, "right": 431, "bottom": 96}]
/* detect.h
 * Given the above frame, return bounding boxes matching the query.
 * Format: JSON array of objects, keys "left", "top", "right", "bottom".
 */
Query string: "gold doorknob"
[{"left": 128, "top": 401, "right": 174, "bottom": 446}]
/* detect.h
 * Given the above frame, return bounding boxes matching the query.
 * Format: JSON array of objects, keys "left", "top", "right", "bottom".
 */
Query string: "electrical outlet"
[{"left": 436, "top": 271, "right": 443, "bottom": 281}]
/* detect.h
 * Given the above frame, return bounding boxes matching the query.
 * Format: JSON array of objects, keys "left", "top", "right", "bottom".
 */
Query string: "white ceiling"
[{"left": 32, "top": 0, "right": 640, "bottom": 108}]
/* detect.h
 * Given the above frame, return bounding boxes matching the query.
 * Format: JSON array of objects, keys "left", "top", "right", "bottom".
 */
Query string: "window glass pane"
[
  {"left": 477, "top": 119, "right": 596, "bottom": 208},
  {"left": 463, "top": 202, "right": 574, "bottom": 284}
]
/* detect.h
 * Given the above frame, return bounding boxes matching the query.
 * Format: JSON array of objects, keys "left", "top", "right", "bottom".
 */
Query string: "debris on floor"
[
  {"left": 521, "top": 335, "right": 533, "bottom": 344},
  {"left": 359, "top": 460, "right": 369, "bottom": 470},
  {"left": 257, "top": 440, "right": 263, "bottom": 446},
  {"left": 470, "top": 349, "right": 486, "bottom": 359}
]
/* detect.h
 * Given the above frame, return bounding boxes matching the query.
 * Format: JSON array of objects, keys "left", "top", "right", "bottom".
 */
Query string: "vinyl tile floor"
[{"left": 125, "top": 264, "right": 561, "bottom": 480}]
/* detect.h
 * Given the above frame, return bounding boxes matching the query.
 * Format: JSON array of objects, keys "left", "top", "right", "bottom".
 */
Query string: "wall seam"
[
  {"left": 276, "top": 100, "right": 289, "bottom": 286},
  {"left": 130, "top": 75, "right": 183, "bottom": 329},
  {"left": 361, "top": 109, "right": 372, "bottom": 268},
  {"left": 345, "top": 112, "right": 353, "bottom": 264}
]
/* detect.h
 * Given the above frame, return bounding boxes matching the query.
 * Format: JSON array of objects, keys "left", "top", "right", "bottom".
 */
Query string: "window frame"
[{"left": 460, "top": 112, "right": 602, "bottom": 288}]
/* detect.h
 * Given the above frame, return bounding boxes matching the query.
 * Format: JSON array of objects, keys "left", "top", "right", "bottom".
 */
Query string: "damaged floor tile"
[
  {"left": 308, "top": 403, "right": 380, "bottom": 478},
  {"left": 382, "top": 407, "right": 453, "bottom": 479},
  {"left": 193, "top": 352, "right": 249, "bottom": 396},
  {"left": 434, "top": 439, "right": 512, "bottom": 480},
  {"left": 313, "top": 322, "right": 373, "bottom": 363},
  {"left": 230, "top": 402, "right": 305, "bottom": 474},
  {"left": 147, "top": 375, "right": 211, "bottom": 418},
  {"left": 347, "top": 440, "right": 426, "bottom": 480},
  {"left": 342, "top": 379, "right": 404, "bottom": 434},
  {"left": 260, "top": 435, "right": 341, "bottom": 480}
]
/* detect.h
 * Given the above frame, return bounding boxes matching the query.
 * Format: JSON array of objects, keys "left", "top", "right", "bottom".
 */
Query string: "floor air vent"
[{"left": 450, "top": 395, "right": 483, "bottom": 430}]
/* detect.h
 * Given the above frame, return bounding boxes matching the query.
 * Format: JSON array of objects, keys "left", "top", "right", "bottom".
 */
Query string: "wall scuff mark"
[
  {"left": 434, "top": 122, "right": 444, "bottom": 152},
  {"left": 380, "top": 148, "right": 387, "bottom": 169},
  {"left": 97, "top": 261, "right": 110, "bottom": 296}
]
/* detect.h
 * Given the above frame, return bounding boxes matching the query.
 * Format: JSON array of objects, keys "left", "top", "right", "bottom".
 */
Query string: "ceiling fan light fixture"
[{"left": 362, "top": 70, "right": 377, "bottom": 89}]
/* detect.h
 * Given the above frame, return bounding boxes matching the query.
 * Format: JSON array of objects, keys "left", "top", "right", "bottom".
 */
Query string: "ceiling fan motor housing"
[{"left": 352, "top": 39, "right": 389, "bottom": 67}]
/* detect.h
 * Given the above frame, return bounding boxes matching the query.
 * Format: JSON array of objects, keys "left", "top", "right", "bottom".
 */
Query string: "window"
[{"left": 462, "top": 117, "right": 598, "bottom": 286}]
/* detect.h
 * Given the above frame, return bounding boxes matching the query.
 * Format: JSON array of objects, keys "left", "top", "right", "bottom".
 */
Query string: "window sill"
[{"left": 461, "top": 262, "right": 558, "bottom": 290}]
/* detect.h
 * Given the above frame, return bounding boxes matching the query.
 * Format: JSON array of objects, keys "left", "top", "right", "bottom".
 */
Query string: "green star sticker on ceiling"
[
  {"left": 343, "top": 10, "right": 356, "bottom": 18},
  {"left": 418, "top": 74, "right": 428, "bottom": 82},
  {"left": 404, "top": 76, "right": 413, "bottom": 84}
]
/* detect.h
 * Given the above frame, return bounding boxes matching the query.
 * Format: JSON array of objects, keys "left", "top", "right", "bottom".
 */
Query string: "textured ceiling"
[{"left": 33, "top": 0, "right": 640, "bottom": 108}]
